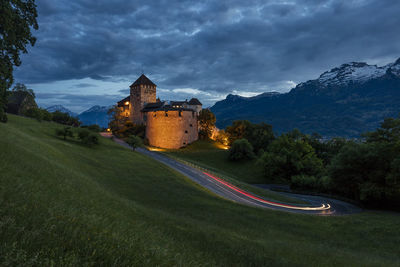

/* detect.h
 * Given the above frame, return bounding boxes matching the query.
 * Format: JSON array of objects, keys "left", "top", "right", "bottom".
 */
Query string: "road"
[{"left": 105, "top": 134, "right": 361, "bottom": 215}]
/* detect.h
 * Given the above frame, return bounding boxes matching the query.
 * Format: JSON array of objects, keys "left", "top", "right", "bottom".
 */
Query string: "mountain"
[
  {"left": 46, "top": 105, "right": 77, "bottom": 117},
  {"left": 211, "top": 57, "right": 400, "bottom": 137},
  {"left": 78, "top": 105, "right": 112, "bottom": 128}
]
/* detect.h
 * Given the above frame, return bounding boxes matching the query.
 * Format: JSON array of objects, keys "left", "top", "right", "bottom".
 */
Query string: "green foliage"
[
  {"left": 116, "top": 121, "right": 146, "bottom": 138},
  {"left": 198, "top": 109, "right": 216, "bottom": 139},
  {"left": 108, "top": 105, "right": 127, "bottom": 134},
  {"left": 51, "top": 111, "right": 80, "bottom": 126},
  {"left": 6, "top": 83, "right": 38, "bottom": 115},
  {"left": 363, "top": 116, "right": 400, "bottom": 143},
  {"left": 1, "top": 115, "right": 400, "bottom": 266},
  {"left": 260, "top": 133, "right": 323, "bottom": 183},
  {"left": 40, "top": 108, "right": 52, "bottom": 121},
  {"left": 78, "top": 129, "right": 99, "bottom": 146},
  {"left": 23, "top": 107, "right": 42, "bottom": 121},
  {"left": 126, "top": 135, "right": 143, "bottom": 151},
  {"left": 228, "top": 138, "right": 255, "bottom": 161},
  {"left": 56, "top": 127, "right": 73, "bottom": 140},
  {"left": 225, "top": 120, "right": 274, "bottom": 153},
  {"left": 87, "top": 124, "right": 101, "bottom": 132},
  {"left": 0, "top": 1, "right": 38, "bottom": 122},
  {"left": 328, "top": 142, "right": 400, "bottom": 208}
]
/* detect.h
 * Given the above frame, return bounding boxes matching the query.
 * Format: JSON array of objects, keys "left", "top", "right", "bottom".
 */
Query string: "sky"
[{"left": 14, "top": 0, "right": 400, "bottom": 113}]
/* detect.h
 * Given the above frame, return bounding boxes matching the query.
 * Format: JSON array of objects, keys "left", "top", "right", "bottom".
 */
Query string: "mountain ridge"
[{"left": 211, "top": 57, "right": 400, "bottom": 137}]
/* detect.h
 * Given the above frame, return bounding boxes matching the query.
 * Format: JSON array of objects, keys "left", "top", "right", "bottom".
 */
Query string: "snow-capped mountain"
[
  {"left": 78, "top": 105, "right": 113, "bottom": 128},
  {"left": 211, "top": 57, "right": 400, "bottom": 137},
  {"left": 46, "top": 105, "right": 77, "bottom": 117},
  {"left": 298, "top": 58, "right": 400, "bottom": 88}
]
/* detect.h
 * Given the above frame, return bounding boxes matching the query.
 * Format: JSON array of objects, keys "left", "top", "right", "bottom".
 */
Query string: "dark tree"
[
  {"left": 198, "top": 109, "right": 216, "bottom": 139},
  {"left": 126, "top": 135, "right": 143, "bottom": 151},
  {"left": 228, "top": 138, "right": 255, "bottom": 161},
  {"left": 56, "top": 127, "right": 73, "bottom": 140},
  {"left": 0, "top": 0, "right": 38, "bottom": 122}
]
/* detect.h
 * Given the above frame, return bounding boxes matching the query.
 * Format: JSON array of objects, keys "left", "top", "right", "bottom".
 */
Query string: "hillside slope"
[
  {"left": 0, "top": 115, "right": 399, "bottom": 265},
  {"left": 211, "top": 58, "right": 400, "bottom": 137}
]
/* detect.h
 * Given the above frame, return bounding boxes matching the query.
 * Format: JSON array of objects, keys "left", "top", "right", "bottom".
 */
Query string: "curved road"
[{"left": 106, "top": 135, "right": 361, "bottom": 215}]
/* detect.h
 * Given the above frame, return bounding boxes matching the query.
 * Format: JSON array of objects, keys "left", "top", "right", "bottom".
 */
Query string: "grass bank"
[{"left": 1, "top": 115, "right": 399, "bottom": 266}]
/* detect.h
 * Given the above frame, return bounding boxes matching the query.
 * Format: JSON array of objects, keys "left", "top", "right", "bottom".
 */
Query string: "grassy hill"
[{"left": 1, "top": 115, "right": 399, "bottom": 266}]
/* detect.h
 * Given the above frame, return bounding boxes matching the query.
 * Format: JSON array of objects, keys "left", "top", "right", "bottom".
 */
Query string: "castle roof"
[
  {"left": 117, "top": 96, "right": 130, "bottom": 107},
  {"left": 130, "top": 74, "right": 156, "bottom": 87},
  {"left": 188, "top": 98, "right": 202, "bottom": 105},
  {"left": 142, "top": 102, "right": 194, "bottom": 113}
]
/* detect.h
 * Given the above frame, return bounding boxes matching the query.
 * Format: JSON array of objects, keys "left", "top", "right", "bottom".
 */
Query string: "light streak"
[{"left": 202, "top": 172, "right": 331, "bottom": 211}]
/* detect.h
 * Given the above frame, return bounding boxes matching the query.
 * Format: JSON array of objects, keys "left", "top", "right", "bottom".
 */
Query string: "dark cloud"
[{"left": 14, "top": 0, "right": 400, "bottom": 110}]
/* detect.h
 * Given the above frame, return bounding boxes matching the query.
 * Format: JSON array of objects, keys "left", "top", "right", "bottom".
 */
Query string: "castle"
[{"left": 117, "top": 74, "right": 202, "bottom": 149}]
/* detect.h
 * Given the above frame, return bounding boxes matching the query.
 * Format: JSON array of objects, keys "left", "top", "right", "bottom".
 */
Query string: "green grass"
[
  {"left": 164, "top": 140, "right": 266, "bottom": 184},
  {"left": 1, "top": 115, "right": 400, "bottom": 266}
]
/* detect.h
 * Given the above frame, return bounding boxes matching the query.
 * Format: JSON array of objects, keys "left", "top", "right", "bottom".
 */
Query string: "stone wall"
[
  {"left": 130, "top": 84, "right": 156, "bottom": 124},
  {"left": 146, "top": 110, "right": 198, "bottom": 149}
]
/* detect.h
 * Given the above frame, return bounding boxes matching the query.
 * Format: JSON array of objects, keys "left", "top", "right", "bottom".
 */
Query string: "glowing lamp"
[{"left": 125, "top": 101, "right": 129, "bottom": 105}]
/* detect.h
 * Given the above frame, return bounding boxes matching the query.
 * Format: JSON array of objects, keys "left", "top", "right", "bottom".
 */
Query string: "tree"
[
  {"left": 260, "top": 134, "right": 323, "bottom": 183},
  {"left": 1, "top": 0, "right": 38, "bottom": 122},
  {"left": 225, "top": 120, "right": 274, "bottom": 153},
  {"left": 363, "top": 116, "right": 400, "bottom": 143},
  {"left": 108, "top": 105, "right": 126, "bottom": 133},
  {"left": 126, "top": 135, "right": 143, "bottom": 151},
  {"left": 77, "top": 128, "right": 99, "bottom": 145},
  {"left": 228, "top": 138, "right": 255, "bottom": 161},
  {"left": 56, "top": 127, "right": 73, "bottom": 140},
  {"left": 198, "top": 109, "right": 216, "bottom": 139}
]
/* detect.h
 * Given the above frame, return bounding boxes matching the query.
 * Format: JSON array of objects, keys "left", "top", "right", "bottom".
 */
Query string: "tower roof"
[{"left": 130, "top": 74, "right": 156, "bottom": 87}]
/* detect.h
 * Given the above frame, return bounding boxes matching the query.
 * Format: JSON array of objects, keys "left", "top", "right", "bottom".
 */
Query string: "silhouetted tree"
[
  {"left": 1, "top": 0, "right": 38, "bottom": 122},
  {"left": 198, "top": 109, "right": 216, "bottom": 139}
]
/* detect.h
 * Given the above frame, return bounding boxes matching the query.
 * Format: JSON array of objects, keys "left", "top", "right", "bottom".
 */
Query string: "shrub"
[
  {"left": 228, "top": 138, "right": 255, "bottom": 161},
  {"left": 87, "top": 124, "right": 101, "bottom": 132},
  {"left": 24, "top": 107, "right": 42, "bottom": 121},
  {"left": 126, "top": 135, "right": 143, "bottom": 151},
  {"left": 56, "top": 127, "right": 73, "bottom": 140},
  {"left": 77, "top": 129, "right": 99, "bottom": 146}
]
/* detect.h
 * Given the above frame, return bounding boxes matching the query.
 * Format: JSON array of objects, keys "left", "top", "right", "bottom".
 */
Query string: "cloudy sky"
[{"left": 14, "top": 0, "right": 400, "bottom": 113}]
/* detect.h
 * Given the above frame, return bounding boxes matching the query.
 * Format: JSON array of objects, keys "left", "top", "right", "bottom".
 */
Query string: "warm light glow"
[
  {"left": 125, "top": 101, "right": 129, "bottom": 105},
  {"left": 202, "top": 171, "right": 331, "bottom": 211},
  {"left": 106, "top": 128, "right": 111, "bottom": 132},
  {"left": 148, "top": 147, "right": 166, "bottom": 152}
]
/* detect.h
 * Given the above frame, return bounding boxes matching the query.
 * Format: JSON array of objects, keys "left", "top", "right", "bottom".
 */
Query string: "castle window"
[
  {"left": 183, "top": 142, "right": 186, "bottom": 145},
  {"left": 189, "top": 124, "right": 193, "bottom": 127},
  {"left": 153, "top": 113, "right": 156, "bottom": 117},
  {"left": 179, "top": 111, "right": 182, "bottom": 117},
  {"left": 165, "top": 112, "right": 168, "bottom": 117},
  {"left": 185, "top": 130, "right": 188, "bottom": 134}
]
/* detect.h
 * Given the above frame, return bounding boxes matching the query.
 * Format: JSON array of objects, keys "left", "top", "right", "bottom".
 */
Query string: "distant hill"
[
  {"left": 211, "top": 57, "right": 400, "bottom": 137},
  {"left": 46, "top": 105, "right": 77, "bottom": 117},
  {"left": 77, "top": 105, "right": 112, "bottom": 128}
]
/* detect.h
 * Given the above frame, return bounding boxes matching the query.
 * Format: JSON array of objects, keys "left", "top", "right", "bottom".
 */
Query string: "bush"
[
  {"left": 24, "top": 107, "right": 42, "bottom": 121},
  {"left": 56, "top": 127, "right": 73, "bottom": 140},
  {"left": 78, "top": 129, "right": 99, "bottom": 145},
  {"left": 126, "top": 135, "right": 143, "bottom": 151},
  {"left": 87, "top": 124, "right": 101, "bottom": 132},
  {"left": 228, "top": 138, "right": 255, "bottom": 161},
  {"left": 259, "top": 134, "right": 323, "bottom": 182}
]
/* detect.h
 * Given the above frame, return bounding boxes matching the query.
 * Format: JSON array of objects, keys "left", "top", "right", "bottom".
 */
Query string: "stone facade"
[
  {"left": 145, "top": 110, "right": 198, "bottom": 149},
  {"left": 117, "top": 74, "right": 202, "bottom": 149},
  {"left": 130, "top": 83, "right": 156, "bottom": 124}
]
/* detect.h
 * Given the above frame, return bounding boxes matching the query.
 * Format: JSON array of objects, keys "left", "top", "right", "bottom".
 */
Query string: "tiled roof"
[{"left": 130, "top": 74, "right": 156, "bottom": 87}]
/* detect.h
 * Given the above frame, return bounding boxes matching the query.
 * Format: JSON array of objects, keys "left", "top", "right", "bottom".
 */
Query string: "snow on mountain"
[
  {"left": 46, "top": 105, "right": 77, "bottom": 117},
  {"left": 80, "top": 105, "right": 111, "bottom": 114},
  {"left": 298, "top": 57, "right": 400, "bottom": 88}
]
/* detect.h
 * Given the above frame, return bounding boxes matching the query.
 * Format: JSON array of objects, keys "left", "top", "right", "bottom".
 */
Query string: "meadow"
[{"left": 0, "top": 115, "right": 399, "bottom": 266}]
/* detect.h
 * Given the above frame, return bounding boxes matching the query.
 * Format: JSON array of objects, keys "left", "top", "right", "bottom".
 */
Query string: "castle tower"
[{"left": 129, "top": 74, "right": 157, "bottom": 124}]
